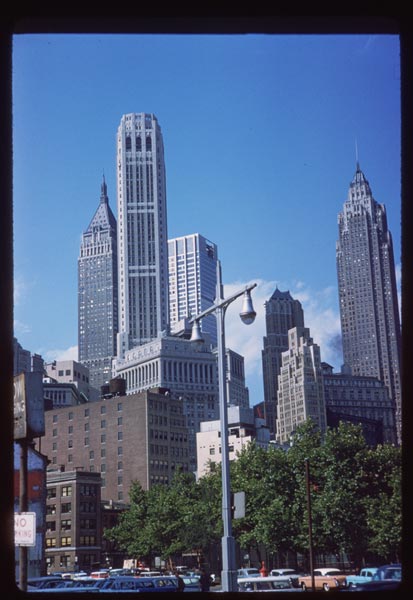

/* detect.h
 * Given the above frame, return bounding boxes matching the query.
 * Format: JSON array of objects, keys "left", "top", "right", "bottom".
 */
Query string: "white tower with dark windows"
[
  {"left": 116, "top": 113, "right": 169, "bottom": 358},
  {"left": 336, "top": 163, "right": 401, "bottom": 442},
  {"left": 168, "top": 234, "right": 218, "bottom": 347}
]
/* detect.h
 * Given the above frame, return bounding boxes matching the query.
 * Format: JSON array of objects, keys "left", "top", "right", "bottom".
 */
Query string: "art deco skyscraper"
[
  {"left": 116, "top": 113, "right": 169, "bottom": 356},
  {"left": 261, "top": 289, "right": 304, "bottom": 437},
  {"left": 78, "top": 176, "right": 118, "bottom": 391},
  {"left": 276, "top": 326, "right": 326, "bottom": 445},
  {"left": 168, "top": 233, "right": 218, "bottom": 347},
  {"left": 336, "top": 163, "right": 401, "bottom": 441}
]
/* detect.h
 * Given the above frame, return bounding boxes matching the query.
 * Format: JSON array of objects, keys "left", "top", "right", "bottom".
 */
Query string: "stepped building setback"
[{"left": 336, "top": 163, "right": 402, "bottom": 442}]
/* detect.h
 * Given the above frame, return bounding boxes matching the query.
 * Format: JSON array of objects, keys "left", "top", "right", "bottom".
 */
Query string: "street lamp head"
[
  {"left": 239, "top": 289, "right": 256, "bottom": 325},
  {"left": 190, "top": 319, "right": 204, "bottom": 344}
]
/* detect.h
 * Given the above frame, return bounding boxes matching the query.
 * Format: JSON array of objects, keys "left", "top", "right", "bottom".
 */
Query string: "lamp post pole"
[{"left": 190, "top": 260, "right": 256, "bottom": 593}]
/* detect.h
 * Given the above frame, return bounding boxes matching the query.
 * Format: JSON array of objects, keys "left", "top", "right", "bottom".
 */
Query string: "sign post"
[
  {"left": 14, "top": 372, "right": 44, "bottom": 591},
  {"left": 15, "top": 512, "right": 36, "bottom": 547}
]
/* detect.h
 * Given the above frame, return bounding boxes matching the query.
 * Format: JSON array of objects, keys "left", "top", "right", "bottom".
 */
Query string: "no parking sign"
[{"left": 15, "top": 512, "right": 36, "bottom": 546}]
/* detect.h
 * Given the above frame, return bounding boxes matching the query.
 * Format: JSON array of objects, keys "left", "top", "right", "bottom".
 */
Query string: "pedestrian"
[
  {"left": 199, "top": 568, "right": 211, "bottom": 592},
  {"left": 174, "top": 571, "right": 185, "bottom": 592},
  {"left": 259, "top": 561, "right": 268, "bottom": 577}
]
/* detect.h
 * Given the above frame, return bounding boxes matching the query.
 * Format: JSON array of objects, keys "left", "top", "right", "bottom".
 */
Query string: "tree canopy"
[{"left": 104, "top": 420, "right": 401, "bottom": 568}]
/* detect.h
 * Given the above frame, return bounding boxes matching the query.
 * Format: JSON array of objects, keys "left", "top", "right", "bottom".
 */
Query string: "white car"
[
  {"left": 238, "top": 575, "right": 297, "bottom": 592},
  {"left": 269, "top": 569, "right": 300, "bottom": 588},
  {"left": 237, "top": 568, "right": 260, "bottom": 578}
]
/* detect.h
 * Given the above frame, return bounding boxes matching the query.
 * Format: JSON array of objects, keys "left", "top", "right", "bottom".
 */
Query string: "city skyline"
[{"left": 12, "top": 34, "right": 401, "bottom": 405}]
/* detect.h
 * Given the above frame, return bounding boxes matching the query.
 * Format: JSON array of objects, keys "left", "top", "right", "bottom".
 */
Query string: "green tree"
[
  {"left": 362, "top": 444, "right": 402, "bottom": 562},
  {"left": 103, "top": 480, "right": 152, "bottom": 561}
]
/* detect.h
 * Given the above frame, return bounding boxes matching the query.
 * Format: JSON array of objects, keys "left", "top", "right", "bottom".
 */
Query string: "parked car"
[
  {"left": 99, "top": 575, "right": 178, "bottom": 592},
  {"left": 270, "top": 569, "right": 300, "bottom": 588},
  {"left": 181, "top": 576, "right": 202, "bottom": 592},
  {"left": 238, "top": 575, "right": 299, "bottom": 592},
  {"left": 299, "top": 568, "right": 347, "bottom": 591},
  {"left": 237, "top": 568, "right": 261, "bottom": 578},
  {"left": 27, "top": 576, "right": 68, "bottom": 589},
  {"left": 344, "top": 563, "right": 402, "bottom": 592},
  {"left": 345, "top": 567, "right": 378, "bottom": 588}
]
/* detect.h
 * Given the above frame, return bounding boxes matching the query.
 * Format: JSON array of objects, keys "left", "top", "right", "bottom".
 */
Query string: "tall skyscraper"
[
  {"left": 336, "top": 163, "right": 402, "bottom": 442},
  {"left": 168, "top": 233, "right": 218, "bottom": 346},
  {"left": 261, "top": 289, "right": 304, "bottom": 437},
  {"left": 78, "top": 176, "right": 118, "bottom": 391},
  {"left": 276, "top": 326, "right": 327, "bottom": 446},
  {"left": 116, "top": 113, "right": 169, "bottom": 357}
]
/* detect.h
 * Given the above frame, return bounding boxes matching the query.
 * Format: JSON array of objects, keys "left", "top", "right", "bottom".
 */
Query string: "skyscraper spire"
[
  {"left": 100, "top": 173, "right": 108, "bottom": 203},
  {"left": 355, "top": 138, "right": 360, "bottom": 170}
]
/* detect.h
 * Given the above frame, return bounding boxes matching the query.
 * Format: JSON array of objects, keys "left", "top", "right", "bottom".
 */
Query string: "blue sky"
[{"left": 12, "top": 33, "right": 401, "bottom": 404}]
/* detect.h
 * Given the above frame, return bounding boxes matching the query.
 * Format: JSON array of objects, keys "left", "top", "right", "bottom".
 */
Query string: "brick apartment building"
[{"left": 37, "top": 388, "right": 191, "bottom": 503}]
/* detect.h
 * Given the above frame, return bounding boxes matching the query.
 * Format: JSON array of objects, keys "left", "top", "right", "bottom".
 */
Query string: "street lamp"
[{"left": 190, "top": 260, "right": 257, "bottom": 592}]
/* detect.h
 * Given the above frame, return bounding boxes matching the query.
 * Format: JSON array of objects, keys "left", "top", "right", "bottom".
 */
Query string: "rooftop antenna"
[{"left": 355, "top": 138, "right": 360, "bottom": 170}]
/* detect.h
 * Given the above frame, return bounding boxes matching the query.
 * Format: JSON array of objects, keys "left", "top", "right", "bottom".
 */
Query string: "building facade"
[
  {"left": 336, "top": 163, "right": 402, "bottom": 442},
  {"left": 224, "top": 348, "right": 250, "bottom": 409},
  {"left": 13, "top": 337, "right": 32, "bottom": 375},
  {"left": 45, "top": 360, "right": 98, "bottom": 402},
  {"left": 261, "top": 289, "right": 304, "bottom": 437},
  {"left": 112, "top": 334, "right": 219, "bottom": 473},
  {"left": 38, "top": 388, "right": 190, "bottom": 503},
  {"left": 45, "top": 469, "right": 102, "bottom": 575},
  {"left": 322, "top": 362, "right": 397, "bottom": 445},
  {"left": 78, "top": 176, "right": 118, "bottom": 392},
  {"left": 276, "top": 327, "right": 327, "bottom": 445},
  {"left": 116, "top": 113, "right": 169, "bottom": 357},
  {"left": 196, "top": 405, "right": 270, "bottom": 478},
  {"left": 168, "top": 233, "right": 218, "bottom": 347}
]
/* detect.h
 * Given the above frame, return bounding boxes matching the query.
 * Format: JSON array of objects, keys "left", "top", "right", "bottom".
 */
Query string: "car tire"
[
  {"left": 301, "top": 582, "right": 308, "bottom": 591},
  {"left": 323, "top": 583, "right": 330, "bottom": 591}
]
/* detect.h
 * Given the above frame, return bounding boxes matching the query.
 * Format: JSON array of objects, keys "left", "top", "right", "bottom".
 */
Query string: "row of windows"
[
  {"left": 52, "top": 403, "right": 123, "bottom": 423},
  {"left": 46, "top": 536, "right": 96, "bottom": 547}
]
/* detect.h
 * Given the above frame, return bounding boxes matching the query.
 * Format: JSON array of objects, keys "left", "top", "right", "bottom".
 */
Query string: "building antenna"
[{"left": 355, "top": 138, "right": 360, "bottom": 169}]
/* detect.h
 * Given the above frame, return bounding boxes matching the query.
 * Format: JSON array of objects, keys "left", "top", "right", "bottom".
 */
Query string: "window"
[
  {"left": 61, "top": 536, "right": 72, "bottom": 546},
  {"left": 61, "top": 503, "right": 71, "bottom": 513},
  {"left": 47, "top": 488, "right": 56, "bottom": 500},
  {"left": 46, "top": 538, "right": 56, "bottom": 547},
  {"left": 61, "top": 486, "right": 72, "bottom": 497},
  {"left": 61, "top": 520, "right": 71, "bottom": 531},
  {"left": 80, "top": 535, "right": 96, "bottom": 545}
]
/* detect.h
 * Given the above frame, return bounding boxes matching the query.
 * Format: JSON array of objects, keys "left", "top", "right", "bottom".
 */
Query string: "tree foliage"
[{"left": 104, "top": 421, "right": 402, "bottom": 567}]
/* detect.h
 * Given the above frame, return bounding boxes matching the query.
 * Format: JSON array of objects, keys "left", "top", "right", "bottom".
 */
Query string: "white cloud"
[
  {"left": 43, "top": 345, "right": 79, "bottom": 363},
  {"left": 223, "top": 278, "right": 343, "bottom": 404},
  {"left": 13, "top": 319, "right": 31, "bottom": 335}
]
